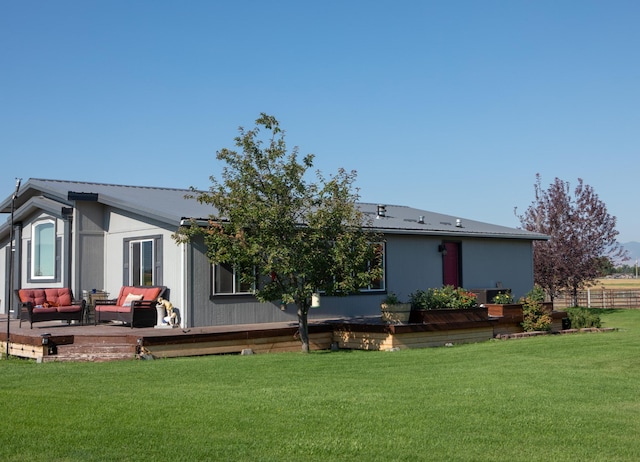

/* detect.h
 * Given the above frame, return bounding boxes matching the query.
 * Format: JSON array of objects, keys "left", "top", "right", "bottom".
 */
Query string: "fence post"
[{"left": 560, "top": 288, "right": 640, "bottom": 309}]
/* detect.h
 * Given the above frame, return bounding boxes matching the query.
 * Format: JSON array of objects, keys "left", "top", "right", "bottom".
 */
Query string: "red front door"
[{"left": 442, "top": 242, "right": 460, "bottom": 287}]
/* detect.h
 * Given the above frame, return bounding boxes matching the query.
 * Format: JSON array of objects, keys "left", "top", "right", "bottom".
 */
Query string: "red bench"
[
  {"left": 18, "top": 288, "right": 86, "bottom": 329},
  {"left": 95, "top": 286, "right": 166, "bottom": 328}
]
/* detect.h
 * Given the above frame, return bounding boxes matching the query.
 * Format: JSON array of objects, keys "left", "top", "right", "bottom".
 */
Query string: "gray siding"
[
  {"left": 76, "top": 202, "right": 105, "bottom": 294},
  {"left": 187, "top": 233, "right": 536, "bottom": 327},
  {"left": 384, "top": 235, "right": 443, "bottom": 301},
  {"left": 187, "top": 236, "right": 299, "bottom": 326},
  {"left": 461, "top": 238, "right": 534, "bottom": 300}
]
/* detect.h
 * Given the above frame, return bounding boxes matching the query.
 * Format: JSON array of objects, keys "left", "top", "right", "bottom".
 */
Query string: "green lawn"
[{"left": 1, "top": 310, "right": 639, "bottom": 461}]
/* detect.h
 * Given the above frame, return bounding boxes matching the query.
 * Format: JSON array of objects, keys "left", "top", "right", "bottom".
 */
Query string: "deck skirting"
[{"left": 1, "top": 311, "right": 569, "bottom": 361}]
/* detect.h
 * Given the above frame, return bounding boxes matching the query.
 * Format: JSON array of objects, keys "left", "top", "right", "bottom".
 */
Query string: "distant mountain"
[{"left": 621, "top": 242, "right": 640, "bottom": 265}]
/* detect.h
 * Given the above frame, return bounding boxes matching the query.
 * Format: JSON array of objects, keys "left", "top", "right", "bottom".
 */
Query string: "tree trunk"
[{"left": 297, "top": 303, "right": 310, "bottom": 353}]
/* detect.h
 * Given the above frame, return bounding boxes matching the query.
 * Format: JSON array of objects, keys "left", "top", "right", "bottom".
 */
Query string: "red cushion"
[
  {"left": 19, "top": 288, "right": 75, "bottom": 307},
  {"left": 95, "top": 305, "right": 151, "bottom": 313},
  {"left": 32, "top": 307, "right": 58, "bottom": 314},
  {"left": 116, "top": 286, "right": 162, "bottom": 306},
  {"left": 18, "top": 289, "right": 47, "bottom": 306},
  {"left": 141, "top": 287, "right": 162, "bottom": 301},
  {"left": 45, "top": 288, "right": 73, "bottom": 306},
  {"left": 56, "top": 304, "right": 82, "bottom": 313}
]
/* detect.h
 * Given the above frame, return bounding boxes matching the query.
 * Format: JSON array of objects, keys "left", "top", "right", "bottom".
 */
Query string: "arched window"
[{"left": 32, "top": 220, "right": 56, "bottom": 279}]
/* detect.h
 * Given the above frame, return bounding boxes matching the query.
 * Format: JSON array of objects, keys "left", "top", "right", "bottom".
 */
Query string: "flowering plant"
[
  {"left": 492, "top": 291, "right": 514, "bottom": 304},
  {"left": 409, "top": 285, "right": 478, "bottom": 310}
]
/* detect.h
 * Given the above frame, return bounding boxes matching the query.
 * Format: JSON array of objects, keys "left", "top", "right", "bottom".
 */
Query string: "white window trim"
[
  {"left": 129, "top": 238, "right": 155, "bottom": 287},
  {"left": 31, "top": 219, "right": 56, "bottom": 280}
]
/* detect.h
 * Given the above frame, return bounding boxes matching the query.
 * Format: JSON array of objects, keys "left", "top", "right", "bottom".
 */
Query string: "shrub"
[
  {"left": 565, "top": 307, "right": 602, "bottom": 329},
  {"left": 382, "top": 292, "right": 401, "bottom": 305},
  {"left": 522, "top": 285, "right": 546, "bottom": 303},
  {"left": 409, "top": 286, "right": 478, "bottom": 310},
  {"left": 492, "top": 291, "right": 514, "bottom": 304},
  {"left": 521, "top": 297, "right": 552, "bottom": 332}
]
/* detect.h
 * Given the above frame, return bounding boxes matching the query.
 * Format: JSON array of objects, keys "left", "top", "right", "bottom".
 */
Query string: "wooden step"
[{"left": 44, "top": 343, "right": 137, "bottom": 362}]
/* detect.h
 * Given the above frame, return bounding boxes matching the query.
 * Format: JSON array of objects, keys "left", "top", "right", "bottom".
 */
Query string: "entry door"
[{"left": 442, "top": 242, "right": 461, "bottom": 287}]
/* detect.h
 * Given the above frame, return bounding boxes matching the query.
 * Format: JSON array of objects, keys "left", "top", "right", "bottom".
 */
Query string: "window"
[
  {"left": 130, "top": 239, "right": 154, "bottom": 286},
  {"left": 123, "top": 235, "right": 163, "bottom": 286},
  {"left": 212, "top": 263, "right": 254, "bottom": 295},
  {"left": 361, "top": 242, "right": 385, "bottom": 292},
  {"left": 31, "top": 220, "right": 56, "bottom": 279}
]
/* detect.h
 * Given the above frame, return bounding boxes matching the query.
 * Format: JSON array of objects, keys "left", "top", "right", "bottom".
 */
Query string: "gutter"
[
  {"left": 365, "top": 226, "right": 550, "bottom": 241},
  {"left": 180, "top": 218, "right": 548, "bottom": 241}
]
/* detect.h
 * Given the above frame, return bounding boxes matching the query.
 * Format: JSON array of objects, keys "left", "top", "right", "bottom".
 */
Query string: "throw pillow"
[{"left": 122, "top": 293, "right": 144, "bottom": 307}]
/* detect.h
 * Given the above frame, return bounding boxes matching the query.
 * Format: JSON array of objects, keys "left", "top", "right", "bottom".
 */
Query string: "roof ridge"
[
  {"left": 31, "top": 178, "right": 193, "bottom": 193},
  {"left": 358, "top": 202, "right": 409, "bottom": 208}
]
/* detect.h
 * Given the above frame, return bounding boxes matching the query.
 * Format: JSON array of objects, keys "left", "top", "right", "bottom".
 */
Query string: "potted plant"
[
  {"left": 485, "top": 291, "right": 524, "bottom": 321},
  {"left": 380, "top": 293, "right": 411, "bottom": 324},
  {"left": 408, "top": 286, "right": 488, "bottom": 323}
]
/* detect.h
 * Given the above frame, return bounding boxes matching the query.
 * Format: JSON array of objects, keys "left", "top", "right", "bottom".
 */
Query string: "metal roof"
[{"left": 0, "top": 178, "right": 547, "bottom": 241}]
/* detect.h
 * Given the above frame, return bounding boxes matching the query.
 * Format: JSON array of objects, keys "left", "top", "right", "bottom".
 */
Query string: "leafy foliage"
[
  {"left": 174, "top": 114, "right": 382, "bottom": 352},
  {"left": 409, "top": 285, "right": 478, "bottom": 310},
  {"left": 492, "top": 291, "right": 514, "bottom": 304},
  {"left": 521, "top": 296, "right": 552, "bottom": 332},
  {"left": 523, "top": 285, "right": 546, "bottom": 303},
  {"left": 382, "top": 292, "right": 401, "bottom": 305},
  {"left": 565, "top": 307, "right": 602, "bottom": 329},
  {"left": 518, "top": 174, "right": 627, "bottom": 305}
]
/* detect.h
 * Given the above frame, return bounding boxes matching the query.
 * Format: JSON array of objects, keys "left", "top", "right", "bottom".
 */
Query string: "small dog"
[{"left": 156, "top": 297, "right": 177, "bottom": 326}]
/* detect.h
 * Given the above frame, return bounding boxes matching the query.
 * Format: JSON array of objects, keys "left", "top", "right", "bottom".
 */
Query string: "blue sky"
[{"left": 1, "top": 1, "right": 639, "bottom": 242}]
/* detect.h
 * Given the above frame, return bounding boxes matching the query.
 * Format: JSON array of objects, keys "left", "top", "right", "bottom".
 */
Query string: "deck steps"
[
  {"left": 44, "top": 333, "right": 138, "bottom": 362},
  {"left": 44, "top": 341, "right": 137, "bottom": 362}
]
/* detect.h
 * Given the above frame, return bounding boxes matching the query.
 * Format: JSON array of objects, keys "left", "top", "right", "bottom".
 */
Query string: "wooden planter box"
[
  {"left": 486, "top": 303, "right": 524, "bottom": 322},
  {"left": 408, "top": 307, "right": 489, "bottom": 324},
  {"left": 381, "top": 303, "right": 412, "bottom": 324}
]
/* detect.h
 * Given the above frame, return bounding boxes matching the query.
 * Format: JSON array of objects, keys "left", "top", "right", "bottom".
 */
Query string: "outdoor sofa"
[
  {"left": 94, "top": 285, "right": 166, "bottom": 328},
  {"left": 17, "top": 288, "right": 86, "bottom": 329}
]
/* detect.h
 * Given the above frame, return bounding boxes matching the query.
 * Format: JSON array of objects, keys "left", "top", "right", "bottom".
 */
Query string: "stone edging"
[{"left": 495, "top": 327, "right": 618, "bottom": 340}]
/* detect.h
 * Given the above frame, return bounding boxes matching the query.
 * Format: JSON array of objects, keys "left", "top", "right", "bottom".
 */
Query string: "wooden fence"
[{"left": 554, "top": 289, "right": 640, "bottom": 309}]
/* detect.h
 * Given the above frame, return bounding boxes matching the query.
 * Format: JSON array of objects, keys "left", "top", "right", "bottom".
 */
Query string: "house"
[{"left": 0, "top": 179, "right": 547, "bottom": 327}]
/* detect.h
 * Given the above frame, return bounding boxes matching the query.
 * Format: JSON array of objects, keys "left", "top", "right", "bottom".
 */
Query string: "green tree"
[
  {"left": 175, "top": 114, "right": 382, "bottom": 352},
  {"left": 594, "top": 256, "right": 615, "bottom": 276}
]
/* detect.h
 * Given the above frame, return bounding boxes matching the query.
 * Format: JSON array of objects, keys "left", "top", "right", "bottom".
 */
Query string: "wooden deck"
[
  {"left": 0, "top": 310, "right": 569, "bottom": 362},
  {"left": 0, "top": 317, "right": 335, "bottom": 362}
]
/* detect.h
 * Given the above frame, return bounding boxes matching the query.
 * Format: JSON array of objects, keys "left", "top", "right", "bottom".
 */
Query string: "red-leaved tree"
[{"left": 519, "top": 174, "right": 627, "bottom": 306}]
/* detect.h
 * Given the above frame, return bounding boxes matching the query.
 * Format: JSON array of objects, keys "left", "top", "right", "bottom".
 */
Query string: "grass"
[
  {"left": 594, "top": 278, "right": 640, "bottom": 290},
  {"left": 1, "top": 310, "right": 639, "bottom": 461}
]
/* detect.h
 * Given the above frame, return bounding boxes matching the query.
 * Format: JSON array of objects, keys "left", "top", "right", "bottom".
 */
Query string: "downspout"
[
  {"left": 11, "top": 222, "right": 22, "bottom": 319},
  {"left": 61, "top": 207, "right": 73, "bottom": 289},
  {"left": 6, "top": 179, "right": 21, "bottom": 358},
  {"left": 180, "top": 241, "right": 187, "bottom": 328}
]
